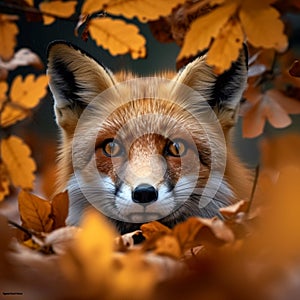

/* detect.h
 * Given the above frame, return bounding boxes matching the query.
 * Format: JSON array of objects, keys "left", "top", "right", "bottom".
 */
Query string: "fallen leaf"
[
  {"left": 81, "top": 0, "right": 108, "bottom": 16},
  {"left": 51, "top": 191, "right": 69, "bottom": 229},
  {"left": 0, "top": 81, "right": 8, "bottom": 110},
  {"left": 154, "top": 235, "right": 181, "bottom": 258},
  {"left": 1, "top": 136, "right": 36, "bottom": 189},
  {"left": 141, "top": 221, "right": 172, "bottom": 240},
  {"left": 178, "top": 2, "right": 238, "bottom": 60},
  {"left": 289, "top": 60, "right": 300, "bottom": 78},
  {"left": 219, "top": 200, "right": 249, "bottom": 218},
  {"left": 39, "top": 1, "right": 77, "bottom": 25},
  {"left": 18, "top": 190, "right": 53, "bottom": 233},
  {"left": 89, "top": 17, "right": 146, "bottom": 59},
  {"left": 0, "top": 14, "right": 19, "bottom": 61}
]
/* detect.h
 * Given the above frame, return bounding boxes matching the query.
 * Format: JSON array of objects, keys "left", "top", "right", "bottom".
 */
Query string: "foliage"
[{"left": 0, "top": 0, "right": 300, "bottom": 298}]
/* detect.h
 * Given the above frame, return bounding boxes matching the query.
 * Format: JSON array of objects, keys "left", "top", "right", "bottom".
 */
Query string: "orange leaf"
[
  {"left": 104, "top": 0, "right": 186, "bottom": 22},
  {"left": 0, "top": 163, "right": 10, "bottom": 201},
  {"left": 177, "top": 2, "right": 238, "bottom": 60},
  {"left": 89, "top": 18, "right": 146, "bottom": 59},
  {"left": 1, "top": 74, "right": 48, "bottom": 127},
  {"left": 0, "top": 14, "right": 19, "bottom": 61},
  {"left": 239, "top": 0, "right": 288, "bottom": 52},
  {"left": 219, "top": 200, "right": 249, "bottom": 218},
  {"left": 0, "top": 81, "right": 8, "bottom": 110},
  {"left": 206, "top": 18, "right": 244, "bottom": 73},
  {"left": 51, "top": 191, "right": 69, "bottom": 229},
  {"left": 141, "top": 221, "right": 172, "bottom": 240},
  {"left": 81, "top": 0, "right": 109, "bottom": 15},
  {"left": 39, "top": 1, "right": 77, "bottom": 25},
  {"left": 1, "top": 135, "right": 36, "bottom": 189},
  {"left": 18, "top": 190, "right": 53, "bottom": 233},
  {"left": 154, "top": 235, "right": 181, "bottom": 259}
]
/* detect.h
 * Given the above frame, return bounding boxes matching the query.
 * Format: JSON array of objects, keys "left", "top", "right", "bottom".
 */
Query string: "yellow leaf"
[
  {"left": 0, "top": 163, "right": 10, "bottom": 202},
  {"left": 177, "top": 2, "right": 238, "bottom": 60},
  {"left": 62, "top": 209, "right": 116, "bottom": 284},
  {"left": 18, "top": 190, "right": 53, "bottom": 233},
  {"left": 1, "top": 136, "right": 36, "bottom": 189},
  {"left": 39, "top": 1, "right": 77, "bottom": 25},
  {"left": 104, "top": 0, "right": 186, "bottom": 22},
  {"left": 51, "top": 191, "right": 69, "bottom": 229},
  {"left": 1, "top": 74, "right": 48, "bottom": 127},
  {"left": 89, "top": 18, "right": 146, "bottom": 59},
  {"left": 206, "top": 18, "right": 244, "bottom": 73},
  {"left": 81, "top": 0, "right": 109, "bottom": 15},
  {"left": 0, "top": 14, "right": 19, "bottom": 61},
  {"left": 239, "top": 0, "right": 288, "bottom": 52},
  {"left": 10, "top": 74, "right": 48, "bottom": 108}
]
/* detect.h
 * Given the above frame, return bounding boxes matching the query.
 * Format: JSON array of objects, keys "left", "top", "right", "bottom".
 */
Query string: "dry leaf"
[
  {"left": 81, "top": 0, "right": 109, "bottom": 15},
  {"left": 206, "top": 18, "right": 244, "bottom": 73},
  {"left": 18, "top": 190, "right": 53, "bottom": 233},
  {"left": 51, "top": 191, "right": 69, "bottom": 229},
  {"left": 141, "top": 221, "right": 172, "bottom": 240},
  {"left": 0, "top": 81, "right": 8, "bottom": 110},
  {"left": 289, "top": 60, "right": 300, "bottom": 78},
  {"left": 0, "top": 48, "right": 43, "bottom": 75},
  {"left": 154, "top": 235, "right": 181, "bottom": 258},
  {"left": 1, "top": 74, "right": 48, "bottom": 127},
  {"left": 177, "top": 2, "right": 238, "bottom": 61},
  {"left": 39, "top": 1, "right": 77, "bottom": 25},
  {"left": 1, "top": 136, "right": 36, "bottom": 190},
  {"left": 89, "top": 17, "right": 146, "bottom": 59},
  {"left": 219, "top": 200, "right": 249, "bottom": 218},
  {"left": 0, "top": 14, "right": 19, "bottom": 61},
  {"left": 239, "top": 0, "right": 288, "bottom": 52}
]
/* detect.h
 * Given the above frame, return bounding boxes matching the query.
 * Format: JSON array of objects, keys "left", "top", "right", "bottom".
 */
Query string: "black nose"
[{"left": 132, "top": 184, "right": 158, "bottom": 204}]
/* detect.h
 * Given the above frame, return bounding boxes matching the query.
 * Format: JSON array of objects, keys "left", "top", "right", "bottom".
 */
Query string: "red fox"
[{"left": 47, "top": 41, "right": 252, "bottom": 233}]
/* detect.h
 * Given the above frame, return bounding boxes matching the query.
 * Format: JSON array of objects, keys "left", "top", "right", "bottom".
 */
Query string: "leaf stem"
[
  {"left": 8, "top": 219, "right": 33, "bottom": 238},
  {"left": 246, "top": 164, "right": 259, "bottom": 214}
]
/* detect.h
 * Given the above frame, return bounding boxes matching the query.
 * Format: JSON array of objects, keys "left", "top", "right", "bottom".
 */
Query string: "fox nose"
[{"left": 132, "top": 184, "right": 158, "bottom": 204}]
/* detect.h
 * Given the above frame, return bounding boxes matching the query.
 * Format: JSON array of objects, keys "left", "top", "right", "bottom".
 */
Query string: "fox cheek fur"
[{"left": 47, "top": 41, "right": 252, "bottom": 234}]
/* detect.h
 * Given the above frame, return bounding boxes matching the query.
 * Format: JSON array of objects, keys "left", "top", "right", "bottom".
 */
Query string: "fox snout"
[{"left": 132, "top": 184, "right": 158, "bottom": 204}]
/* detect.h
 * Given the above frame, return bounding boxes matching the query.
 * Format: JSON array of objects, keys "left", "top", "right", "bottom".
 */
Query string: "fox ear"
[
  {"left": 175, "top": 46, "right": 248, "bottom": 126},
  {"left": 47, "top": 41, "right": 116, "bottom": 132}
]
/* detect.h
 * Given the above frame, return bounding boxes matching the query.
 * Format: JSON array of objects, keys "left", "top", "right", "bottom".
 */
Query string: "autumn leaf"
[
  {"left": 206, "top": 18, "right": 244, "bottom": 73},
  {"left": 0, "top": 81, "right": 8, "bottom": 110},
  {"left": 141, "top": 221, "right": 172, "bottom": 240},
  {"left": 88, "top": 18, "right": 146, "bottom": 59},
  {"left": 18, "top": 190, "right": 53, "bottom": 233},
  {"left": 1, "top": 135, "right": 36, "bottom": 190},
  {"left": 39, "top": 1, "right": 77, "bottom": 25},
  {"left": 154, "top": 235, "right": 181, "bottom": 258},
  {"left": 178, "top": 2, "right": 238, "bottom": 61},
  {"left": 81, "top": 0, "right": 186, "bottom": 22},
  {"left": 239, "top": 0, "right": 288, "bottom": 52},
  {"left": 51, "top": 191, "right": 69, "bottom": 229},
  {"left": 0, "top": 163, "right": 10, "bottom": 202},
  {"left": 1, "top": 74, "right": 48, "bottom": 127},
  {"left": 0, "top": 14, "right": 19, "bottom": 61},
  {"left": 289, "top": 60, "right": 300, "bottom": 78},
  {"left": 219, "top": 200, "right": 249, "bottom": 218},
  {"left": 242, "top": 89, "right": 300, "bottom": 138}
]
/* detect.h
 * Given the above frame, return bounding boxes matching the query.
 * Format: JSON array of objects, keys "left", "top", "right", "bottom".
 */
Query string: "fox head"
[{"left": 47, "top": 41, "right": 250, "bottom": 233}]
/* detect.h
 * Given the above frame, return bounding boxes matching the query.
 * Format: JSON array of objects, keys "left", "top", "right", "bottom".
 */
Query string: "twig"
[
  {"left": 246, "top": 164, "right": 260, "bottom": 214},
  {"left": 8, "top": 219, "right": 33, "bottom": 238}
]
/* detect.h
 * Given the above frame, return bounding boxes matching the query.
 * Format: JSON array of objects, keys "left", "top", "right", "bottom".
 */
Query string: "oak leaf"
[
  {"left": 18, "top": 190, "right": 53, "bottom": 233},
  {"left": 81, "top": 0, "right": 109, "bottom": 16},
  {"left": 1, "top": 136, "right": 36, "bottom": 190},
  {"left": 0, "top": 14, "right": 19, "bottom": 61},
  {"left": 88, "top": 18, "right": 146, "bottom": 59},
  {"left": 39, "top": 1, "right": 77, "bottom": 25},
  {"left": 1, "top": 74, "right": 48, "bottom": 127}
]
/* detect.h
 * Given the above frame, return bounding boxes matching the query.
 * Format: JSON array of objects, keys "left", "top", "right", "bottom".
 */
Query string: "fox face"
[{"left": 47, "top": 41, "right": 251, "bottom": 233}]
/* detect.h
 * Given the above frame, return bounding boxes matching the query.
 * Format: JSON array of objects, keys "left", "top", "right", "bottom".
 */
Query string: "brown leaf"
[
  {"left": 18, "top": 190, "right": 53, "bottom": 233},
  {"left": 154, "top": 235, "right": 181, "bottom": 259},
  {"left": 289, "top": 60, "right": 300, "bottom": 78},
  {"left": 0, "top": 14, "right": 19, "bottom": 61},
  {"left": 0, "top": 163, "right": 10, "bottom": 201},
  {"left": 1, "top": 136, "right": 36, "bottom": 189},
  {"left": 51, "top": 191, "right": 69, "bottom": 229}
]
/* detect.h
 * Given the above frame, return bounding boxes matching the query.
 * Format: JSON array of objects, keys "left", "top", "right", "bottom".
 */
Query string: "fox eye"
[
  {"left": 102, "top": 139, "right": 123, "bottom": 157},
  {"left": 166, "top": 139, "right": 187, "bottom": 157}
]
